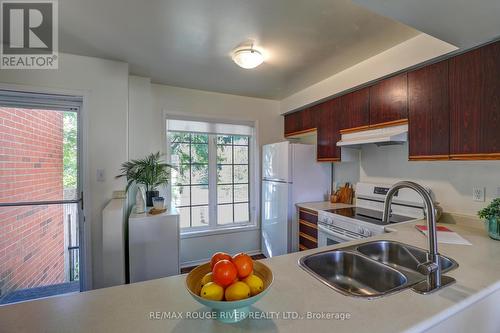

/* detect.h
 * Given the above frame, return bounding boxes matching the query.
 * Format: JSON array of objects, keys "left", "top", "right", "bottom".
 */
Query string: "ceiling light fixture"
[{"left": 232, "top": 46, "right": 264, "bottom": 69}]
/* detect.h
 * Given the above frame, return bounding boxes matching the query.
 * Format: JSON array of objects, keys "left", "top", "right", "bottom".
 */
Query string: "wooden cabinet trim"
[
  {"left": 339, "top": 125, "right": 370, "bottom": 134},
  {"left": 409, "top": 155, "right": 450, "bottom": 161},
  {"left": 317, "top": 157, "right": 341, "bottom": 162},
  {"left": 284, "top": 127, "right": 317, "bottom": 138},
  {"left": 299, "top": 232, "right": 317, "bottom": 243},
  {"left": 450, "top": 153, "right": 500, "bottom": 160},
  {"left": 298, "top": 208, "right": 318, "bottom": 216},
  {"left": 369, "top": 118, "right": 408, "bottom": 130},
  {"left": 339, "top": 119, "right": 408, "bottom": 134},
  {"left": 299, "top": 220, "right": 318, "bottom": 229}
]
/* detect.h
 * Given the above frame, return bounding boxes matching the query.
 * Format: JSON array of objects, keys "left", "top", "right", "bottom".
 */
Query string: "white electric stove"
[{"left": 318, "top": 182, "right": 432, "bottom": 246}]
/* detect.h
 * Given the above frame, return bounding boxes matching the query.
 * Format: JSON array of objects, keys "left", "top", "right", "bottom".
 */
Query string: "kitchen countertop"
[
  {"left": 296, "top": 201, "right": 354, "bottom": 212},
  {"left": 1, "top": 215, "right": 499, "bottom": 333}
]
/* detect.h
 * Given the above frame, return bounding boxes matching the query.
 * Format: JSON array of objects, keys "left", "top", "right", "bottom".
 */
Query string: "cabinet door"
[
  {"left": 284, "top": 108, "right": 316, "bottom": 137},
  {"left": 340, "top": 87, "right": 369, "bottom": 131},
  {"left": 450, "top": 41, "right": 500, "bottom": 158},
  {"left": 369, "top": 73, "right": 408, "bottom": 126},
  {"left": 298, "top": 209, "right": 318, "bottom": 251},
  {"left": 316, "top": 99, "right": 341, "bottom": 161},
  {"left": 408, "top": 60, "right": 450, "bottom": 160},
  {"left": 284, "top": 111, "right": 300, "bottom": 136}
]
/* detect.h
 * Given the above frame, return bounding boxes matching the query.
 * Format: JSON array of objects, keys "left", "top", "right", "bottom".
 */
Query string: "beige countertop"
[
  {"left": 1, "top": 214, "right": 499, "bottom": 333},
  {"left": 296, "top": 201, "right": 354, "bottom": 212}
]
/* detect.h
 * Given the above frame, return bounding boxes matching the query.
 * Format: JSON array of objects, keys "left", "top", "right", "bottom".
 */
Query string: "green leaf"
[{"left": 116, "top": 152, "right": 175, "bottom": 192}]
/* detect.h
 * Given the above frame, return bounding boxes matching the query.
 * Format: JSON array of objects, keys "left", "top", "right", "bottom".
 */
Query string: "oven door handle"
[{"left": 318, "top": 224, "right": 366, "bottom": 241}]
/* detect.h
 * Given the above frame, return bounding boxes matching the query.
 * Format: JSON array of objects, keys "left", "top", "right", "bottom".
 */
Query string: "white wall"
[
  {"left": 334, "top": 144, "right": 500, "bottom": 216},
  {"left": 0, "top": 53, "right": 130, "bottom": 289},
  {"left": 128, "top": 80, "right": 281, "bottom": 266},
  {"left": 128, "top": 76, "right": 161, "bottom": 159},
  {"left": 151, "top": 84, "right": 282, "bottom": 147},
  {"left": 280, "top": 33, "right": 457, "bottom": 113}
]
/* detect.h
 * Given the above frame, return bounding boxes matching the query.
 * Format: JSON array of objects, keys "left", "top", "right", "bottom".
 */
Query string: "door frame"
[{"left": 0, "top": 82, "right": 92, "bottom": 291}]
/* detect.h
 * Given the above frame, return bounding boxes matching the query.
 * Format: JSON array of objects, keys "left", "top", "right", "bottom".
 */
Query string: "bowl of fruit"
[{"left": 185, "top": 252, "right": 273, "bottom": 323}]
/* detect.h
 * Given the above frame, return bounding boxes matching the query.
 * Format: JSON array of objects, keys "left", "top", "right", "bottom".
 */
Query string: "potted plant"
[
  {"left": 478, "top": 198, "right": 500, "bottom": 240},
  {"left": 116, "top": 152, "right": 174, "bottom": 207}
]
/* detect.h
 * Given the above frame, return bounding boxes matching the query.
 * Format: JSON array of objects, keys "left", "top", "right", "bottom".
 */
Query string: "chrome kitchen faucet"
[{"left": 382, "top": 181, "right": 456, "bottom": 294}]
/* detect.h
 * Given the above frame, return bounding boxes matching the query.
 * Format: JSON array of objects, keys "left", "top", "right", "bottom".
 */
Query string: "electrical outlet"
[{"left": 472, "top": 187, "right": 485, "bottom": 202}]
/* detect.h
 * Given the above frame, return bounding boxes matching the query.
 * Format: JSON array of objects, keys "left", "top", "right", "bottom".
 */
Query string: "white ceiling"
[
  {"left": 59, "top": 0, "right": 419, "bottom": 99},
  {"left": 353, "top": 0, "right": 500, "bottom": 49}
]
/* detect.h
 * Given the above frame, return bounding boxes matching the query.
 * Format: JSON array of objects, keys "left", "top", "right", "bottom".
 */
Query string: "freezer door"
[
  {"left": 261, "top": 180, "right": 290, "bottom": 258},
  {"left": 262, "top": 142, "right": 290, "bottom": 182}
]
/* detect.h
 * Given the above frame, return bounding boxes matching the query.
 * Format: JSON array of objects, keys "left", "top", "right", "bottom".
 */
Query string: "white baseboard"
[{"left": 180, "top": 249, "right": 262, "bottom": 268}]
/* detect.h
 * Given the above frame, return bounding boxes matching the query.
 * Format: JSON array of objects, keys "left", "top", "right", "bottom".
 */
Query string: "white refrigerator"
[{"left": 261, "top": 142, "right": 331, "bottom": 258}]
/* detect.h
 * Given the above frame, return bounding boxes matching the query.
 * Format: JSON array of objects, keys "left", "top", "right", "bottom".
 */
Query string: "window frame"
[{"left": 165, "top": 117, "right": 258, "bottom": 237}]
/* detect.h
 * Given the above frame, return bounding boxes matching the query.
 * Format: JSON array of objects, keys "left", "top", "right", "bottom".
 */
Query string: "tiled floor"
[
  {"left": 0, "top": 281, "right": 80, "bottom": 305},
  {"left": 181, "top": 253, "right": 267, "bottom": 274}
]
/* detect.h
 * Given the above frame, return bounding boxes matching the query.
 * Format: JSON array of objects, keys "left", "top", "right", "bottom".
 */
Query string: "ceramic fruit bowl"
[{"left": 185, "top": 261, "right": 273, "bottom": 323}]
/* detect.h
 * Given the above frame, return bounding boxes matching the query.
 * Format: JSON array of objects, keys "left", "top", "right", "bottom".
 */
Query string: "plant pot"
[
  {"left": 485, "top": 217, "right": 500, "bottom": 240},
  {"left": 146, "top": 190, "right": 159, "bottom": 207}
]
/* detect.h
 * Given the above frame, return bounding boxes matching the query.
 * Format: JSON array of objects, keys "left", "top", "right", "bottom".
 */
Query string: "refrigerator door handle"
[{"left": 262, "top": 178, "right": 289, "bottom": 184}]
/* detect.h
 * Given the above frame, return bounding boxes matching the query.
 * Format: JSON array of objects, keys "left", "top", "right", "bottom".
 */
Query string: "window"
[
  {"left": 170, "top": 132, "right": 210, "bottom": 228},
  {"left": 167, "top": 119, "right": 255, "bottom": 232},
  {"left": 216, "top": 135, "right": 250, "bottom": 224}
]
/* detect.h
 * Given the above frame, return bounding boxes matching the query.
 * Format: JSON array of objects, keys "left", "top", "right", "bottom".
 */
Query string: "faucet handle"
[{"left": 416, "top": 261, "right": 439, "bottom": 275}]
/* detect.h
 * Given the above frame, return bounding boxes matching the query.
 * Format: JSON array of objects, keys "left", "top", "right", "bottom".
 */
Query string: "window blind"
[{"left": 166, "top": 118, "right": 254, "bottom": 136}]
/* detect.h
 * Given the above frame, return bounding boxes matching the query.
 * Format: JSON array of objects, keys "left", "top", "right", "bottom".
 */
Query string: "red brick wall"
[{"left": 0, "top": 107, "right": 65, "bottom": 297}]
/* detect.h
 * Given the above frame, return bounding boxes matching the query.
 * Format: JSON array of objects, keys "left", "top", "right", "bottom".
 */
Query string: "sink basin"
[
  {"left": 356, "top": 240, "right": 458, "bottom": 274},
  {"left": 299, "top": 240, "right": 458, "bottom": 298},
  {"left": 299, "top": 250, "right": 408, "bottom": 298}
]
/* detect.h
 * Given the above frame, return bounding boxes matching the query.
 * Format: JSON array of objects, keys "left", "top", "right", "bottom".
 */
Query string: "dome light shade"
[{"left": 232, "top": 48, "right": 264, "bottom": 69}]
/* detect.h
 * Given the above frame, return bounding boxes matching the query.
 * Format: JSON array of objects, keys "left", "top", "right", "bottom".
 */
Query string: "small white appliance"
[
  {"left": 261, "top": 142, "right": 331, "bottom": 258},
  {"left": 318, "top": 182, "right": 429, "bottom": 247}
]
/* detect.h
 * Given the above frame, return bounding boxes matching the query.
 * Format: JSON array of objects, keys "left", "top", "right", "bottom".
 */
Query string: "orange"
[
  {"left": 232, "top": 253, "right": 253, "bottom": 278},
  {"left": 210, "top": 252, "right": 232, "bottom": 269},
  {"left": 212, "top": 259, "right": 237, "bottom": 287}
]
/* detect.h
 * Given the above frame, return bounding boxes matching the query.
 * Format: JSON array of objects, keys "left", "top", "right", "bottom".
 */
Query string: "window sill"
[{"left": 180, "top": 224, "right": 259, "bottom": 239}]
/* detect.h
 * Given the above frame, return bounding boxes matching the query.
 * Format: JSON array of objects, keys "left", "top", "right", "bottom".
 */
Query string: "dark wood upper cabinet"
[
  {"left": 284, "top": 108, "right": 317, "bottom": 137},
  {"left": 283, "top": 40, "right": 500, "bottom": 161},
  {"left": 369, "top": 73, "right": 408, "bottom": 126},
  {"left": 408, "top": 60, "right": 450, "bottom": 160},
  {"left": 449, "top": 41, "right": 500, "bottom": 159},
  {"left": 316, "top": 98, "right": 341, "bottom": 161},
  {"left": 340, "top": 87, "right": 369, "bottom": 131}
]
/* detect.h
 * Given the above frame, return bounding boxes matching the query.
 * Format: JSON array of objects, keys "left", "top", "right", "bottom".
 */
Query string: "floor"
[
  {"left": 180, "top": 253, "right": 267, "bottom": 274},
  {"left": 0, "top": 281, "right": 80, "bottom": 305}
]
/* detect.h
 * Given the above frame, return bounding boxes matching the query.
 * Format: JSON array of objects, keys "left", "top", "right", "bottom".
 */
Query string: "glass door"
[{"left": 0, "top": 90, "right": 84, "bottom": 305}]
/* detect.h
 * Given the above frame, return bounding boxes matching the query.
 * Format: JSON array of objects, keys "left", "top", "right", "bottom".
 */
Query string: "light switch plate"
[
  {"left": 96, "top": 168, "right": 105, "bottom": 182},
  {"left": 473, "top": 187, "right": 485, "bottom": 202}
]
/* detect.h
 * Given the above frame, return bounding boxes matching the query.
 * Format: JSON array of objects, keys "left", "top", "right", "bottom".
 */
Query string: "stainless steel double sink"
[{"left": 299, "top": 240, "right": 458, "bottom": 298}]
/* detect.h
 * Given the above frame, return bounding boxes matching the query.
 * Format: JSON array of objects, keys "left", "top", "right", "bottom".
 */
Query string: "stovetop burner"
[{"left": 324, "top": 207, "right": 415, "bottom": 225}]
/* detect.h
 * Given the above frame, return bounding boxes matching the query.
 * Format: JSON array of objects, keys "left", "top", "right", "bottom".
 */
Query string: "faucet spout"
[{"left": 382, "top": 181, "right": 455, "bottom": 294}]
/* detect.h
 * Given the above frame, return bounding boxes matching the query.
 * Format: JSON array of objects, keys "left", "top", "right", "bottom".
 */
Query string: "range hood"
[{"left": 336, "top": 124, "right": 408, "bottom": 148}]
